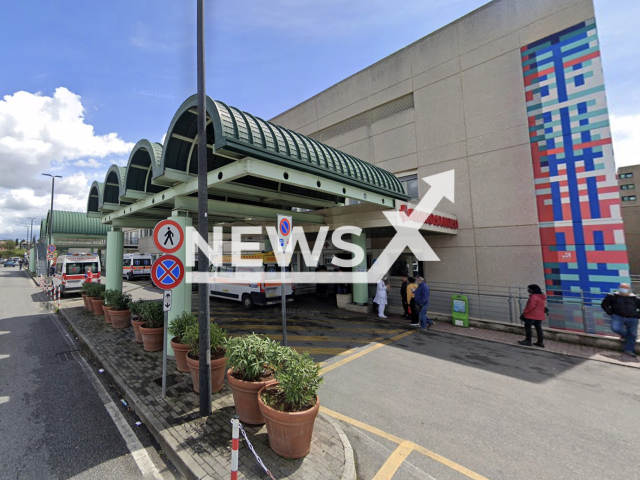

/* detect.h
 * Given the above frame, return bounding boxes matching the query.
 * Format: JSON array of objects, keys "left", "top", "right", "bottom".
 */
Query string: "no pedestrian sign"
[
  {"left": 277, "top": 214, "right": 292, "bottom": 253},
  {"left": 151, "top": 255, "right": 184, "bottom": 290},
  {"left": 153, "top": 219, "right": 184, "bottom": 254}
]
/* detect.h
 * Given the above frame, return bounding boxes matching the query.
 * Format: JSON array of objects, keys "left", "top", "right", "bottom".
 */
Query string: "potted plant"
[
  {"left": 109, "top": 291, "right": 132, "bottom": 329},
  {"left": 129, "top": 299, "right": 147, "bottom": 343},
  {"left": 139, "top": 301, "right": 164, "bottom": 351},
  {"left": 258, "top": 350, "right": 323, "bottom": 459},
  {"left": 82, "top": 282, "right": 96, "bottom": 312},
  {"left": 183, "top": 322, "right": 227, "bottom": 393},
  {"left": 226, "top": 334, "right": 280, "bottom": 425},
  {"left": 102, "top": 289, "right": 118, "bottom": 324},
  {"left": 90, "top": 284, "right": 106, "bottom": 315},
  {"left": 168, "top": 312, "right": 197, "bottom": 372}
]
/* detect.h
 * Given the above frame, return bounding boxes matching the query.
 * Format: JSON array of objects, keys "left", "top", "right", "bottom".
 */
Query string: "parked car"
[{"left": 4, "top": 261, "right": 16, "bottom": 267}]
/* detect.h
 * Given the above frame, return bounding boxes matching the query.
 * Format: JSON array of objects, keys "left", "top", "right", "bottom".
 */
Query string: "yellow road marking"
[
  {"left": 215, "top": 323, "right": 404, "bottom": 335},
  {"left": 373, "top": 441, "right": 414, "bottom": 480},
  {"left": 228, "top": 333, "right": 383, "bottom": 344},
  {"left": 290, "top": 347, "right": 350, "bottom": 355},
  {"left": 321, "top": 407, "right": 490, "bottom": 480},
  {"left": 319, "top": 330, "right": 415, "bottom": 375}
]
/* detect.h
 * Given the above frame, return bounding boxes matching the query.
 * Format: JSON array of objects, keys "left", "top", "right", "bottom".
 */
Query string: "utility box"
[{"left": 451, "top": 294, "right": 469, "bottom": 327}]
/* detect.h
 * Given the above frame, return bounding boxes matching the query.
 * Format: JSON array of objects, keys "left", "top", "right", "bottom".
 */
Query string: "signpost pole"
[
  {"left": 196, "top": 0, "right": 212, "bottom": 416},
  {"left": 162, "top": 289, "right": 172, "bottom": 396},
  {"left": 281, "top": 252, "right": 287, "bottom": 346}
]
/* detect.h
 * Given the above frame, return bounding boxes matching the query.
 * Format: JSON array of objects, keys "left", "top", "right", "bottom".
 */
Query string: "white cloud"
[
  {"left": 73, "top": 158, "right": 102, "bottom": 168},
  {"left": 0, "top": 87, "right": 134, "bottom": 236},
  {"left": 611, "top": 114, "right": 640, "bottom": 168}
]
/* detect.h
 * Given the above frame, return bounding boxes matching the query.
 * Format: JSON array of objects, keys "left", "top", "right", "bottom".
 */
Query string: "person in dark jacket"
[
  {"left": 518, "top": 284, "right": 547, "bottom": 347},
  {"left": 414, "top": 277, "right": 433, "bottom": 330},
  {"left": 400, "top": 274, "right": 409, "bottom": 318},
  {"left": 601, "top": 283, "right": 639, "bottom": 357}
]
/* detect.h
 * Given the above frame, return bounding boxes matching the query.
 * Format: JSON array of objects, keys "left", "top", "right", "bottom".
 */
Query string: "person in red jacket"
[{"left": 518, "top": 284, "right": 547, "bottom": 348}]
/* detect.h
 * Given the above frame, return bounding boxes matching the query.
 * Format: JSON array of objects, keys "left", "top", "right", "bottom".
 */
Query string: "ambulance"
[
  {"left": 52, "top": 253, "right": 101, "bottom": 295},
  {"left": 123, "top": 253, "right": 153, "bottom": 280},
  {"left": 208, "top": 251, "right": 294, "bottom": 309}
]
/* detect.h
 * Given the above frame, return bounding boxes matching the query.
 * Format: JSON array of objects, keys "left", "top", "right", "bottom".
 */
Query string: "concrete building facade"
[
  {"left": 270, "top": 0, "right": 629, "bottom": 298},
  {"left": 617, "top": 164, "right": 640, "bottom": 275}
]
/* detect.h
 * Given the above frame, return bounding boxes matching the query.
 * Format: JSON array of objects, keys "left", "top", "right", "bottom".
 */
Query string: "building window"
[
  {"left": 622, "top": 195, "right": 637, "bottom": 201},
  {"left": 398, "top": 174, "right": 419, "bottom": 200},
  {"left": 620, "top": 172, "right": 634, "bottom": 179},
  {"left": 621, "top": 184, "right": 635, "bottom": 190}
]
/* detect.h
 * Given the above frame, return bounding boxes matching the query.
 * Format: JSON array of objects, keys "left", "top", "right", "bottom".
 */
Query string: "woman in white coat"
[{"left": 373, "top": 277, "right": 390, "bottom": 318}]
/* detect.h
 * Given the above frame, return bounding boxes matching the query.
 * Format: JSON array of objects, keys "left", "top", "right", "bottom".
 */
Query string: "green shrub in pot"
[
  {"left": 168, "top": 312, "right": 197, "bottom": 344},
  {"left": 263, "top": 350, "right": 323, "bottom": 412},
  {"left": 138, "top": 300, "right": 163, "bottom": 328},
  {"left": 225, "top": 334, "right": 282, "bottom": 382},
  {"left": 109, "top": 291, "right": 132, "bottom": 311},
  {"left": 182, "top": 322, "right": 228, "bottom": 393}
]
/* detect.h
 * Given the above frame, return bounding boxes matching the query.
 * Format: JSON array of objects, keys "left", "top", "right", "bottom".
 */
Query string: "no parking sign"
[{"left": 277, "top": 214, "right": 292, "bottom": 253}]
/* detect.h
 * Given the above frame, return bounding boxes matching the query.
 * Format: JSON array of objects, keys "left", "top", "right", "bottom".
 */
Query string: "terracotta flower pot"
[
  {"left": 91, "top": 298, "right": 105, "bottom": 315},
  {"left": 258, "top": 384, "right": 320, "bottom": 459},
  {"left": 85, "top": 297, "right": 96, "bottom": 313},
  {"left": 186, "top": 354, "right": 227, "bottom": 393},
  {"left": 139, "top": 324, "right": 163, "bottom": 352},
  {"left": 227, "top": 368, "right": 277, "bottom": 425},
  {"left": 131, "top": 318, "right": 145, "bottom": 343},
  {"left": 170, "top": 338, "right": 190, "bottom": 372},
  {"left": 110, "top": 309, "right": 131, "bottom": 329},
  {"left": 102, "top": 306, "right": 113, "bottom": 324}
]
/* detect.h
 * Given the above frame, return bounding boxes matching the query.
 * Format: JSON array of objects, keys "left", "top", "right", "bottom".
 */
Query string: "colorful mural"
[{"left": 521, "top": 18, "right": 630, "bottom": 301}]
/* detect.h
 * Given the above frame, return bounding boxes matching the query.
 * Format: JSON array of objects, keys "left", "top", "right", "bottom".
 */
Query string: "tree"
[{"left": 14, "top": 238, "right": 18, "bottom": 245}]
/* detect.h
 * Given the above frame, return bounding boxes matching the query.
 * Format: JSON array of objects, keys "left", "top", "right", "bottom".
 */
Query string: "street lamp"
[
  {"left": 26, "top": 217, "right": 36, "bottom": 249},
  {"left": 42, "top": 173, "right": 62, "bottom": 273}
]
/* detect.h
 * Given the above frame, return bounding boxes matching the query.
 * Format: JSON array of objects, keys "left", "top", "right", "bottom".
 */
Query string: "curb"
[{"left": 56, "top": 299, "right": 357, "bottom": 480}]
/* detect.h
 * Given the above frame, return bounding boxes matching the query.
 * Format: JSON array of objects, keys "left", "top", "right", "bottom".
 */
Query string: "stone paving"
[{"left": 58, "top": 297, "right": 354, "bottom": 480}]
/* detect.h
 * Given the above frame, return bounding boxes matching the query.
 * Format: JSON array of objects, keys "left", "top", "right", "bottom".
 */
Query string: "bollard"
[
  {"left": 231, "top": 415, "right": 240, "bottom": 480},
  {"left": 57, "top": 286, "right": 61, "bottom": 309}
]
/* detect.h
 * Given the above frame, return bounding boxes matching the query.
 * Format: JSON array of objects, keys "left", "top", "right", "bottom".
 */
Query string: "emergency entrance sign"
[
  {"left": 153, "top": 219, "right": 184, "bottom": 254},
  {"left": 277, "top": 214, "right": 292, "bottom": 253}
]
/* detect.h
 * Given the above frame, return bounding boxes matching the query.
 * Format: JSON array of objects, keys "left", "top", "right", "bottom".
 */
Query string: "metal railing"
[{"left": 386, "top": 280, "right": 618, "bottom": 337}]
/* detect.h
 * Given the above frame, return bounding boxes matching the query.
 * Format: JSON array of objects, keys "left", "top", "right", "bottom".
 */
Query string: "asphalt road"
[
  {"left": 320, "top": 327, "right": 640, "bottom": 480},
  {"left": 0, "top": 268, "right": 178, "bottom": 480}
]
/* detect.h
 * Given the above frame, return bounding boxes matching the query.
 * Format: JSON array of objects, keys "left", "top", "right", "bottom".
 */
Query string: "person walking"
[
  {"left": 518, "top": 284, "right": 546, "bottom": 348},
  {"left": 407, "top": 277, "right": 419, "bottom": 326},
  {"left": 601, "top": 283, "right": 639, "bottom": 357},
  {"left": 414, "top": 277, "right": 433, "bottom": 330},
  {"left": 373, "top": 276, "right": 390, "bottom": 318},
  {"left": 18, "top": 259, "right": 23, "bottom": 270},
  {"left": 400, "top": 274, "right": 410, "bottom": 318}
]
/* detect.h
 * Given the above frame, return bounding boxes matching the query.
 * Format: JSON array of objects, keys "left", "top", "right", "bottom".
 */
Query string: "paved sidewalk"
[
  {"left": 382, "top": 315, "right": 640, "bottom": 369},
  {"left": 57, "top": 296, "right": 355, "bottom": 480}
]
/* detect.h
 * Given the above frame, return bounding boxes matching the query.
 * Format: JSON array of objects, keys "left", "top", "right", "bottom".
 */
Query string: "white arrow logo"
[{"left": 367, "top": 170, "right": 455, "bottom": 283}]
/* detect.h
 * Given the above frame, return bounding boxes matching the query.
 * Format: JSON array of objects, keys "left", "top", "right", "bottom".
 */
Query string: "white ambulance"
[
  {"left": 123, "top": 253, "right": 153, "bottom": 280},
  {"left": 52, "top": 254, "right": 101, "bottom": 295}
]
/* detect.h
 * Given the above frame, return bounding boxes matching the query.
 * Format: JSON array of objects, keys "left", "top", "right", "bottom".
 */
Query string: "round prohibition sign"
[
  {"left": 279, "top": 218, "right": 291, "bottom": 237},
  {"left": 153, "top": 219, "right": 184, "bottom": 254},
  {"left": 151, "top": 255, "right": 185, "bottom": 290}
]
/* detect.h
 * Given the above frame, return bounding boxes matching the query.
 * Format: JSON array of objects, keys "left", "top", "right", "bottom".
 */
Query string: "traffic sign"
[
  {"left": 277, "top": 214, "right": 293, "bottom": 253},
  {"left": 47, "top": 253, "right": 54, "bottom": 260},
  {"left": 163, "top": 290, "right": 172, "bottom": 312},
  {"left": 151, "top": 255, "right": 184, "bottom": 290},
  {"left": 47, "top": 245, "right": 56, "bottom": 253},
  {"left": 153, "top": 219, "right": 184, "bottom": 254}
]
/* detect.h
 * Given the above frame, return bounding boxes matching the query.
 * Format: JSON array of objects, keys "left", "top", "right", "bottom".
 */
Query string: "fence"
[{"left": 386, "top": 280, "right": 617, "bottom": 337}]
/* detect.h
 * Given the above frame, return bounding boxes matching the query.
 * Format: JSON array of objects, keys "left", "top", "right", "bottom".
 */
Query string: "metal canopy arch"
[
  {"left": 87, "top": 181, "right": 104, "bottom": 217},
  {"left": 122, "top": 140, "right": 166, "bottom": 201},
  {"left": 100, "top": 165, "right": 127, "bottom": 208}
]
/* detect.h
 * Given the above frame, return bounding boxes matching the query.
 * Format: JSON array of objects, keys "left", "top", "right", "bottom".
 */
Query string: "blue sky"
[{"left": 0, "top": 0, "right": 638, "bottom": 237}]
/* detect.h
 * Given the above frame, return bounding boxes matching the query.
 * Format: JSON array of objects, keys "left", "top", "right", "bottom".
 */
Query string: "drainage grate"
[{"left": 56, "top": 350, "right": 79, "bottom": 362}]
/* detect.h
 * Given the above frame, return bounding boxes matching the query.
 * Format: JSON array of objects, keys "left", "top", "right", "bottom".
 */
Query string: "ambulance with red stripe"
[
  {"left": 122, "top": 253, "right": 153, "bottom": 280},
  {"left": 208, "top": 251, "right": 294, "bottom": 309},
  {"left": 52, "top": 253, "right": 101, "bottom": 295}
]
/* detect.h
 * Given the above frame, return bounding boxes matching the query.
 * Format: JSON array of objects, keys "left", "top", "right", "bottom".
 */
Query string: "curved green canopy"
[{"left": 43, "top": 210, "right": 110, "bottom": 237}]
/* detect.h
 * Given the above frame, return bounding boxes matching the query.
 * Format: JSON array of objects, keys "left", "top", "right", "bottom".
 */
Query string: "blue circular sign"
[
  {"left": 151, "top": 255, "right": 184, "bottom": 290},
  {"left": 279, "top": 218, "right": 290, "bottom": 236}
]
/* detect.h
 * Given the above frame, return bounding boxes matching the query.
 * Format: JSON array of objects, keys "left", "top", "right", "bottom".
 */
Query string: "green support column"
[
  {"left": 106, "top": 228, "right": 124, "bottom": 293},
  {"left": 29, "top": 248, "right": 36, "bottom": 274},
  {"left": 166, "top": 211, "right": 193, "bottom": 357},
  {"left": 351, "top": 231, "right": 368, "bottom": 305}
]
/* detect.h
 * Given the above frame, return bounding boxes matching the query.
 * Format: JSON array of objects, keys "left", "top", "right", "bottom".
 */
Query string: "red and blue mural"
[{"left": 521, "top": 18, "right": 630, "bottom": 302}]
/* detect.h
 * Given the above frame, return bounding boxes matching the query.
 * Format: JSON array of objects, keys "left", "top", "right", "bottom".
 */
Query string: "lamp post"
[
  {"left": 196, "top": 0, "right": 212, "bottom": 416},
  {"left": 26, "top": 217, "right": 35, "bottom": 249},
  {"left": 42, "top": 174, "right": 62, "bottom": 273}
]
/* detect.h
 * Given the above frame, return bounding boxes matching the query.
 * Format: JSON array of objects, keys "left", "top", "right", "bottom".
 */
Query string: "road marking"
[
  {"left": 48, "top": 310, "right": 164, "bottom": 480},
  {"left": 228, "top": 333, "right": 383, "bottom": 344},
  {"left": 320, "top": 330, "right": 415, "bottom": 375},
  {"left": 373, "top": 441, "right": 414, "bottom": 480},
  {"left": 215, "top": 323, "right": 403, "bottom": 335},
  {"left": 291, "top": 346, "right": 351, "bottom": 355},
  {"left": 321, "top": 406, "right": 490, "bottom": 480}
]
